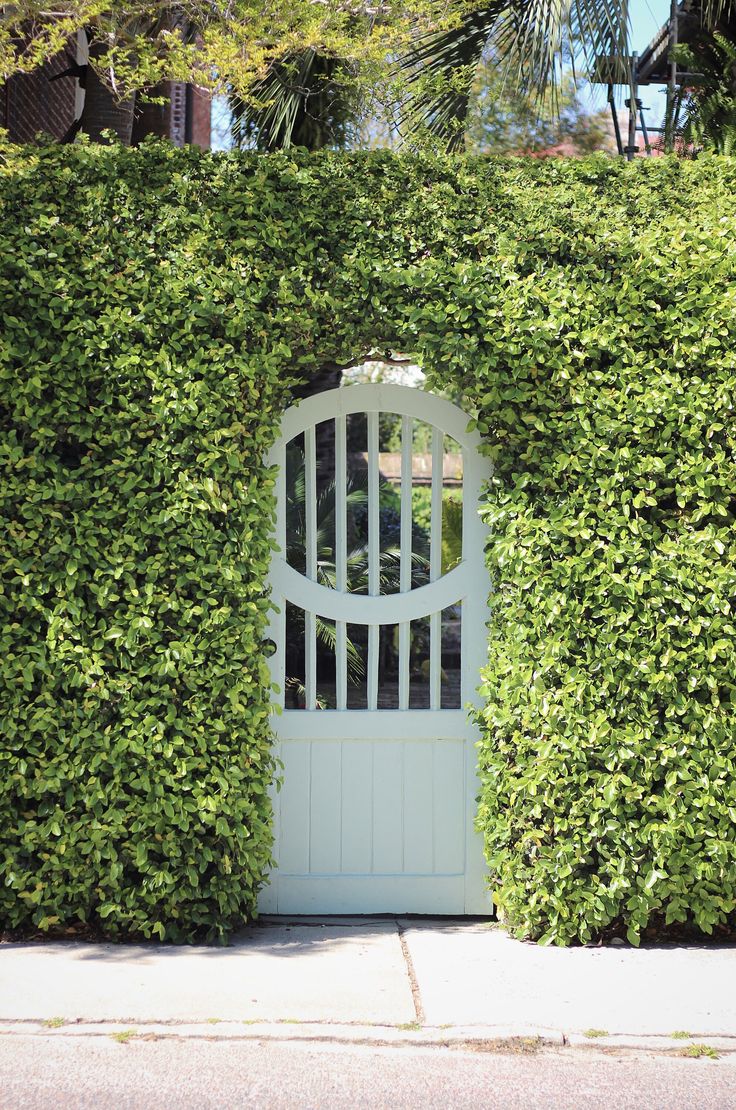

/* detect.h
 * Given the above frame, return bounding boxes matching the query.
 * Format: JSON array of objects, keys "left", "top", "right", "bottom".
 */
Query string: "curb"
[
  {"left": 1, "top": 1021, "right": 735, "bottom": 1054},
  {"left": 0, "top": 1020, "right": 563, "bottom": 1047}
]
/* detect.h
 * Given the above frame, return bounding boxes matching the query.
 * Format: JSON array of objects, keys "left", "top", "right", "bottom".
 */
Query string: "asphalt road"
[{"left": 1, "top": 1036, "right": 736, "bottom": 1110}]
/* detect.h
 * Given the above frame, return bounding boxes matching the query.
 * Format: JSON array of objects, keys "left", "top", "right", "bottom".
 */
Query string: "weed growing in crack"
[
  {"left": 680, "top": 1044, "right": 719, "bottom": 1059},
  {"left": 111, "top": 1030, "right": 138, "bottom": 1044}
]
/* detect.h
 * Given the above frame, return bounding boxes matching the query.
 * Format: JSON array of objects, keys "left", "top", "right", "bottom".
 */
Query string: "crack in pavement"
[{"left": 396, "top": 923, "right": 425, "bottom": 1025}]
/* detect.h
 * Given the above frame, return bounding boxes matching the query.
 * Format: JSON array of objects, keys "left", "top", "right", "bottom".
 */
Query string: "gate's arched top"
[{"left": 269, "top": 383, "right": 481, "bottom": 462}]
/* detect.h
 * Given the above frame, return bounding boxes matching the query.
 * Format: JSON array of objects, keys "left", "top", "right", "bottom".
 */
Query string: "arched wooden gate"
[{"left": 259, "top": 384, "right": 491, "bottom": 914}]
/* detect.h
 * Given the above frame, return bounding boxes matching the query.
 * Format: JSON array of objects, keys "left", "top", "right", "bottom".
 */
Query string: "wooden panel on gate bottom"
[{"left": 276, "top": 737, "right": 466, "bottom": 879}]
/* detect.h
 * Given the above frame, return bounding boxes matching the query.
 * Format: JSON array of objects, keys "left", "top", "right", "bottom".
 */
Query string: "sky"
[{"left": 631, "top": 0, "right": 672, "bottom": 49}]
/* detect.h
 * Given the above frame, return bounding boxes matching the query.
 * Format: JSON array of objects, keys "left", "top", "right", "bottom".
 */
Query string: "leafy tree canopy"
[{"left": 0, "top": 0, "right": 442, "bottom": 101}]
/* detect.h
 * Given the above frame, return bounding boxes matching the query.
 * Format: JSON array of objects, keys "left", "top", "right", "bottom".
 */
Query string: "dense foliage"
[{"left": 1, "top": 142, "right": 735, "bottom": 943}]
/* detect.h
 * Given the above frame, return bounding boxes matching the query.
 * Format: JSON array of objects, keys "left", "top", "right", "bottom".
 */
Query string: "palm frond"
[
  {"left": 699, "top": 0, "right": 736, "bottom": 27},
  {"left": 314, "top": 618, "right": 366, "bottom": 682},
  {"left": 398, "top": 6, "right": 506, "bottom": 149},
  {"left": 230, "top": 49, "right": 359, "bottom": 150},
  {"left": 397, "top": 2, "right": 632, "bottom": 149}
]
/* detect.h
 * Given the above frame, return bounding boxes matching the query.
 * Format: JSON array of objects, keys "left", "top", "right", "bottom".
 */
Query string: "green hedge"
[{"left": 1, "top": 141, "right": 735, "bottom": 942}]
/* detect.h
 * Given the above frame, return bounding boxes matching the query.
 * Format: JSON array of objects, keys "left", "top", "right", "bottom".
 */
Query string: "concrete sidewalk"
[{"left": 2, "top": 919, "right": 735, "bottom": 1051}]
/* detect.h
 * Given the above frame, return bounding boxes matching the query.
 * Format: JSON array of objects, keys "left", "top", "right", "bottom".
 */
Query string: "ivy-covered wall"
[{"left": 1, "top": 142, "right": 735, "bottom": 943}]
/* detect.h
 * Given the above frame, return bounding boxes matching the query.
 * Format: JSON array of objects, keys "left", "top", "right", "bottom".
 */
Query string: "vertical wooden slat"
[
  {"left": 368, "top": 631, "right": 379, "bottom": 710},
  {"left": 372, "top": 742, "right": 403, "bottom": 873},
  {"left": 335, "top": 415, "right": 348, "bottom": 710},
  {"left": 305, "top": 427, "right": 317, "bottom": 709},
  {"left": 433, "top": 740, "right": 465, "bottom": 874},
  {"left": 430, "top": 426, "right": 443, "bottom": 581},
  {"left": 367, "top": 411, "right": 379, "bottom": 710},
  {"left": 272, "top": 440, "right": 287, "bottom": 705},
  {"left": 459, "top": 445, "right": 468, "bottom": 568},
  {"left": 399, "top": 415, "right": 412, "bottom": 710},
  {"left": 399, "top": 416, "right": 413, "bottom": 592},
  {"left": 459, "top": 446, "right": 468, "bottom": 707},
  {"left": 341, "top": 741, "right": 373, "bottom": 873},
  {"left": 277, "top": 740, "right": 310, "bottom": 874},
  {"left": 429, "top": 426, "right": 443, "bottom": 710},
  {"left": 305, "top": 611, "right": 317, "bottom": 710},
  {"left": 305, "top": 426, "right": 317, "bottom": 581},
  {"left": 336, "top": 621, "right": 348, "bottom": 711},
  {"left": 368, "top": 411, "right": 379, "bottom": 595},
  {"left": 429, "top": 610, "right": 442, "bottom": 710},
  {"left": 275, "top": 441, "right": 287, "bottom": 556},
  {"left": 403, "top": 741, "right": 434, "bottom": 873},
  {"left": 274, "top": 607, "right": 286, "bottom": 709},
  {"left": 309, "top": 741, "right": 341, "bottom": 873}
]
